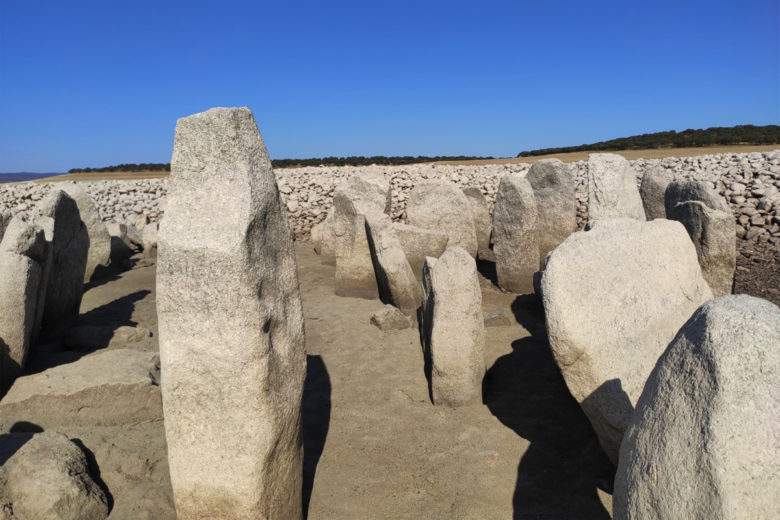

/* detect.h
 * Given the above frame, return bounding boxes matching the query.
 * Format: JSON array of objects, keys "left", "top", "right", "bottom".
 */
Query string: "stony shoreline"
[{"left": 2, "top": 150, "right": 779, "bottom": 251}]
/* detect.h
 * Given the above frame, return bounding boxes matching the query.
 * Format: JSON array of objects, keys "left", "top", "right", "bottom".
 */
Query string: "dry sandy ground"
[{"left": 20, "top": 244, "right": 614, "bottom": 519}]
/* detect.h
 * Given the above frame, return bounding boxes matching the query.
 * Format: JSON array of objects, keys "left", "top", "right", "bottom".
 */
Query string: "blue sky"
[{"left": 1, "top": 0, "right": 778, "bottom": 172}]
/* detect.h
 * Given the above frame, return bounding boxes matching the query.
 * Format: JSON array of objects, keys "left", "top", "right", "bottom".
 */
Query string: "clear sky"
[{"left": 1, "top": 0, "right": 778, "bottom": 172}]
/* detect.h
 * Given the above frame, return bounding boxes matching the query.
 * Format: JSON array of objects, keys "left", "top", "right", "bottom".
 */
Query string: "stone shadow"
[
  {"left": 483, "top": 336, "right": 614, "bottom": 519},
  {"left": 302, "top": 354, "right": 331, "bottom": 519}
]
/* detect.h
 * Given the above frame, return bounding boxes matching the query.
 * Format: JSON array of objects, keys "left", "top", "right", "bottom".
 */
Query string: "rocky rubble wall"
[{"left": 2, "top": 151, "right": 779, "bottom": 250}]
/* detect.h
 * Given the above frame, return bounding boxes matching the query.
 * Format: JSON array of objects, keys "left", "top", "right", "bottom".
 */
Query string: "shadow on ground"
[
  {"left": 301, "top": 354, "right": 331, "bottom": 519},
  {"left": 484, "top": 295, "right": 614, "bottom": 519}
]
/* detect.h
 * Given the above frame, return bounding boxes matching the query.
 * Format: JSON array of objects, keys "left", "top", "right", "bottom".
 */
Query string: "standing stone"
[
  {"left": 639, "top": 165, "right": 672, "bottom": 220},
  {"left": 61, "top": 183, "right": 112, "bottom": 281},
  {"left": 664, "top": 179, "right": 730, "bottom": 215},
  {"left": 311, "top": 207, "right": 336, "bottom": 264},
  {"left": 157, "top": 107, "right": 305, "bottom": 520},
  {"left": 0, "top": 210, "right": 10, "bottom": 243},
  {"left": 37, "top": 190, "right": 89, "bottom": 338},
  {"left": 587, "top": 153, "right": 646, "bottom": 222},
  {"left": 420, "top": 247, "right": 485, "bottom": 406},
  {"left": 541, "top": 218, "right": 712, "bottom": 463},
  {"left": 669, "top": 201, "right": 736, "bottom": 297},
  {"left": 406, "top": 182, "right": 478, "bottom": 257},
  {"left": 335, "top": 214, "right": 378, "bottom": 299},
  {"left": 365, "top": 213, "right": 422, "bottom": 314},
  {"left": 615, "top": 295, "right": 780, "bottom": 520},
  {"left": 527, "top": 159, "right": 577, "bottom": 261},
  {"left": 0, "top": 217, "right": 47, "bottom": 394},
  {"left": 142, "top": 221, "right": 159, "bottom": 258},
  {"left": 492, "top": 173, "right": 539, "bottom": 293},
  {"left": 462, "top": 188, "right": 492, "bottom": 260},
  {"left": 392, "top": 222, "right": 448, "bottom": 279}
]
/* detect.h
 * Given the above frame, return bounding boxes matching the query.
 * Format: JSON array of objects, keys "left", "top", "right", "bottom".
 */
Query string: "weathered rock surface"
[
  {"left": 0, "top": 348, "right": 161, "bottom": 430},
  {"left": 541, "top": 218, "right": 712, "bottom": 463},
  {"left": 0, "top": 431, "right": 109, "bottom": 520},
  {"left": 527, "top": 159, "right": 577, "bottom": 261},
  {"left": 587, "top": 153, "right": 646, "bottom": 221},
  {"left": 0, "top": 217, "right": 47, "bottom": 394},
  {"left": 0, "top": 210, "right": 10, "bottom": 244},
  {"left": 370, "top": 304, "right": 412, "bottom": 331},
  {"left": 61, "top": 183, "right": 111, "bottom": 281},
  {"left": 665, "top": 179, "right": 730, "bottom": 215},
  {"left": 420, "top": 247, "right": 485, "bottom": 406},
  {"left": 157, "top": 107, "right": 305, "bottom": 520},
  {"left": 334, "top": 214, "right": 378, "bottom": 299},
  {"left": 615, "top": 295, "right": 780, "bottom": 520},
  {"left": 63, "top": 324, "right": 152, "bottom": 350},
  {"left": 492, "top": 173, "right": 539, "bottom": 293},
  {"left": 141, "top": 221, "right": 158, "bottom": 258},
  {"left": 365, "top": 214, "right": 422, "bottom": 313},
  {"left": 462, "top": 187, "right": 492, "bottom": 260},
  {"left": 639, "top": 165, "right": 672, "bottom": 220},
  {"left": 392, "top": 222, "right": 448, "bottom": 279},
  {"left": 311, "top": 207, "right": 336, "bottom": 263},
  {"left": 406, "top": 182, "right": 477, "bottom": 257},
  {"left": 37, "top": 190, "right": 89, "bottom": 337},
  {"left": 669, "top": 201, "right": 736, "bottom": 297}
]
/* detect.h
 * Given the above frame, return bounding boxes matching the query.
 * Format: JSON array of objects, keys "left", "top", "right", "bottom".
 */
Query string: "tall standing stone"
[
  {"left": 492, "top": 173, "right": 539, "bottom": 293},
  {"left": 37, "top": 190, "right": 89, "bottom": 338},
  {"left": 527, "top": 159, "right": 577, "bottom": 261},
  {"left": 664, "top": 179, "right": 730, "bottom": 215},
  {"left": 615, "top": 295, "right": 780, "bottom": 520},
  {"left": 420, "top": 247, "right": 485, "bottom": 406},
  {"left": 406, "top": 182, "right": 478, "bottom": 257},
  {"left": 638, "top": 165, "right": 672, "bottom": 220},
  {"left": 392, "top": 222, "right": 448, "bottom": 279},
  {"left": 587, "top": 153, "right": 646, "bottom": 222},
  {"left": 0, "top": 217, "right": 47, "bottom": 394},
  {"left": 334, "top": 214, "right": 378, "bottom": 299},
  {"left": 157, "top": 107, "right": 305, "bottom": 520},
  {"left": 541, "top": 218, "right": 712, "bottom": 463},
  {"left": 462, "top": 188, "right": 492, "bottom": 260},
  {"left": 61, "top": 183, "right": 112, "bottom": 281},
  {"left": 311, "top": 207, "right": 336, "bottom": 264}
]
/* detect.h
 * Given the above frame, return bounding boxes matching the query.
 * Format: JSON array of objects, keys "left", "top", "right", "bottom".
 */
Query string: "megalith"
[
  {"left": 638, "top": 165, "right": 672, "bottom": 220},
  {"left": 392, "top": 222, "right": 448, "bottom": 279},
  {"left": 492, "top": 173, "right": 539, "bottom": 293},
  {"left": 37, "top": 190, "right": 89, "bottom": 338},
  {"left": 335, "top": 214, "right": 379, "bottom": 299},
  {"left": 157, "top": 107, "right": 305, "bottom": 520},
  {"left": 664, "top": 179, "right": 730, "bottom": 215},
  {"left": 406, "top": 182, "right": 477, "bottom": 257},
  {"left": 615, "top": 295, "right": 780, "bottom": 520},
  {"left": 311, "top": 207, "right": 336, "bottom": 263},
  {"left": 61, "top": 183, "right": 111, "bottom": 281},
  {"left": 462, "top": 187, "right": 492, "bottom": 260},
  {"left": 420, "top": 247, "right": 485, "bottom": 406},
  {"left": 527, "top": 159, "right": 577, "bottom": 261},
  {"left": 587, "top": 153, "right": 646, "bottom": 222},
  {"left": 541, "top": 218, "right": 712, "bottom": 463},
  {"left": 0, "top": 210, "right": 11, "bottom": 243}
]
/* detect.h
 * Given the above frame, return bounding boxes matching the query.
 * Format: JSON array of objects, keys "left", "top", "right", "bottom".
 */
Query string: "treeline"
[
  {"left": 68, "top": 155, "right": 494, "bottom": 173},
  {"left": 517, "top": 125, "right": 780, "bottom": 157}
]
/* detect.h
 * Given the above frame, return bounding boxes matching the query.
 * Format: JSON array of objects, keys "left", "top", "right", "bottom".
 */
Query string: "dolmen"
[
  {"left": 157, "top": 107, "right": 305, "bottom": 519},
  {"left": 541, "top": 218, "right": 712, "bottom": 463}
]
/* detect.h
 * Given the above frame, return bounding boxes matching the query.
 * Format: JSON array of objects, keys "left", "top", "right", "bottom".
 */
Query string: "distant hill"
[
  {"left": 0, "top": 172, "right": 60, "bottom": 183},
  {"left": 517, "top": 124, "right": 780, "bottom": 157}
]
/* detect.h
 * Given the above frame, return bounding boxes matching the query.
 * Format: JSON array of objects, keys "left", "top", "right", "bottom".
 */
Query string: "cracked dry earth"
[{"left": 22, "top": 244, "right": 616, "bottom": 520}]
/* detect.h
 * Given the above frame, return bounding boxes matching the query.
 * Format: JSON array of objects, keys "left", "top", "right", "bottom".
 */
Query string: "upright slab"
[
  {"left": 335, "top": 214, "right": 379, "bottom": 299},
  {"left": 615, "top": 295, "right": 780, "bottom": 520},
  {"left": 587, "top": 153, "right": 646, "bottom": 222},
  {"left": 392, "top": 222, "right": 448, "bottom": 279},
  {"left": 61, "top": 183, "right": 112, "bottom": 281},
  {"left": 157, "top": 107, "right": 305, "bottom": 520},
  {"left": 664, "top": 179, "right": 730, "bottom": 215},
  {"left": 527, "top": 159, "right": 577, "bottom": 261},
  {"left": 365, "top": 213, "right": 421, "bottom": 313},
  {"left": 492, "top": 173, "right": 539, "bottom": 293},
  {"left": 638, "top": 165, "right": 672, "bottom": 220},
  {"left": 462, "top": 188, "right": 492, "bottom": 260},
  {"left": 406, "top": 182, "right": 478, "bottom": 257}
]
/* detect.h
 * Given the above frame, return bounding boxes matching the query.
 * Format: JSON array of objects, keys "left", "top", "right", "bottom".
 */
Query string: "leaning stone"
[
  {"left": 0, "top": 431, "right": 109, "bottom": 520},
  {"left": 527, "top": 159, "right": 577, "bottom": 261},
  {"left": 664, "top": 179, "right": 730, "bottom": 215},
  {"left": 420, "top": 247, "right": 485, "bottom": 406},
  {"left": 370, "top": 304, "right": 412, "bottom": 331},
  {"left": 541, "top": 218, "right": 712, "bottom": 463},
  {"left": 335, "top": 214, "right": 379, "bottom": 299},
  {"left": 392, "top": 222, "right": 448, "bottom": 279},
  {"left": 669, "top": 201, "right": 736, "bottom": 297},
  {"left": 0, "top": 349, "right": 161, "bottom": 430},
  {"left": 614, "top": 295, "right": 780, "bottom": 520},
  {"left": 37, "top": 190, "right": 89, "bottom": 337},
  {"left": 407, "top": 182, "right": 477, "bottom": 257},
  {"left": 492, "top": 173, "right": 539, "bottom": 293},
  {"left": 639, "top": 165, "right": 672, "bottom": 220},
  {"left": 365, "top": 214, "right": 422, "bottom": 314},
  {"left": 462, "top": 188, "right": 492, "bottom": 260},
  {"left": 587, "top": 153, "right": 646, "bottom": 222},
  {"left": 61, "top": 183, "right": 112, "bottom": 281},
  {"left": 0, "top": 217, "right": 47, "bottom": 394},
  {"left": 157, "top": 107, "right": 305, "bottom": 519}
]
